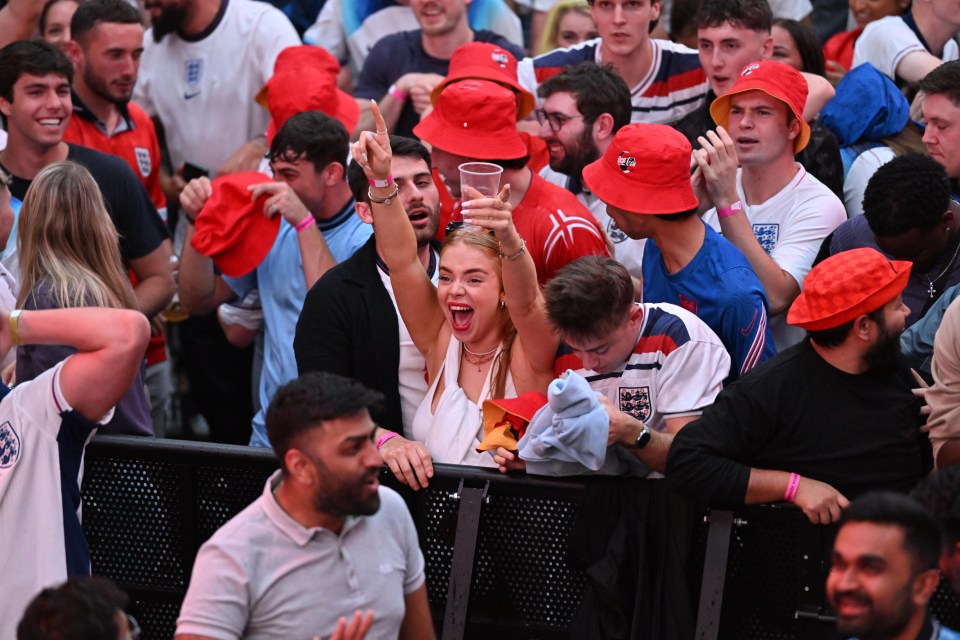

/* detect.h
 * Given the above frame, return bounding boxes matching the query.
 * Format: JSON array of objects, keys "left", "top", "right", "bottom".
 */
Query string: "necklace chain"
[
  {"left": 925, "top": 234, "right": 960, "bottom": 298},
  {"left": 461, "top": 343, "right": 498, "bottom": 373}
]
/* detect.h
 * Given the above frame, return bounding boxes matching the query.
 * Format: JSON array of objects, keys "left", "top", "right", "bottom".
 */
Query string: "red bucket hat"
[
  {"left": 431, "top": 42, "right": 535, "bottom": 120},
  {"left": 190, "top": 172, "right": 281, "bottom": 278},
  {"left": 255, "top": 45, "right": 340, "bottom": 105},
  {"left": 787, "top": 248, "right": 911, "bottom": 331},
  {"left": 414, "top": 79, "right": 528, "bottom": 160},
  {"left": 581, "top": 123, "right": 699, "bottom": 214},
  {"left": 709, "top": 60, "right": 811, "bottom": 153},
  {"left": 256, "top": 46, "right": 358, "bottom": 140},
  {"left": 477, "top": 392, "right": 548, "bottom": 452}
]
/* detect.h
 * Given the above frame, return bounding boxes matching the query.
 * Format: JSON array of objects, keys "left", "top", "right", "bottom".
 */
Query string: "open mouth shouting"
[{"left": 449, "top": 304, "right": 474, "bottom": 332}]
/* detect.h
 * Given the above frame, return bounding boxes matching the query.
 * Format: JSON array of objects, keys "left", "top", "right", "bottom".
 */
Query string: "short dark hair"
[
  {"left": 839, "top": 491, "right": 944, "bottom": 573},
  {"left": 694, "top": 0, "right": 772, "bottom": 33},
  {"left": 911, "top": 467, "right": 960, "bottom": 550},
  {"left": 266, "top": 372, "right": 383, "bottom": 472},
  {"left": 17, "top": 576, "right": 127, "bottom": 640},
  {"left": 538, "top": 62, "right": 632, "bottom": 132},
  {"left": 655, "top": 206, "right": 698, "bottom": 221},
  {"left": 862, "top": 154, "right": 951, "bottom": 236},
  {"left": 807, "top": 306, "right": 884, "bottom": 347},
  {"left": 71, "top": 0, "right": 141, "bottom": 42},
  {"left": 545, "top": 256, "right": 635, "bottom": 342},
  {"left": 0, "top": 40, "right": 74, "bottom": 103},
  {"left": 919, "top": 60, "right": 960, "bottom": 107},
  {"left": 348, "top": 135, "right": 432, "bottom": 204},
  {"left": 268, "top": 111, "right": 349, "bottom": 178},
  {"left": 773, "top": 19, "right": 825, "bottom": 76}
]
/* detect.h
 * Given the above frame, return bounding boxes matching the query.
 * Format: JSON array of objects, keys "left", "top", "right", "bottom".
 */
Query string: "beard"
[
  {"left": 150, "top": 4, "right": 187, "bottom": 42},
  {"left": 309, "top": 453, "right": 381, "bottom": 519},
  {"left": 863, "top": 316, "right": 903, "bottom": 374},
  {"left": 549, "top": 126, "right": 599, "bottom": 178},
  {"left": 833, "top": 584, "right": 915, "bottom": 640},
  {"left": 84, "top": 67, "right": 132, "bottom": 107}
]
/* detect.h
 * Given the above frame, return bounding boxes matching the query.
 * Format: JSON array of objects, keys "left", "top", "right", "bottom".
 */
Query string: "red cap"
[
  {"left": 414, "top": 79, "right": 528, "bottom": 160},
  {"left": 787, "top": 248, "right": 912, "bottom": 331},
  {"left": 431, "top": 42, "right": 535, "bottom": 120},
  {"left": 709, "top": 60, "right": 811, "bottom": 153},
  {"left": 477, "top": 392, "right": 548, "bottom": 452},
  {"left": 190, "top": 172, "right": 281, "bottom": 278},
  {"left": 256, "top": 46, "right": 358, "bottom": 140},
  {"left": 581, "top": 123, "right": 699, "bottom": 214}
]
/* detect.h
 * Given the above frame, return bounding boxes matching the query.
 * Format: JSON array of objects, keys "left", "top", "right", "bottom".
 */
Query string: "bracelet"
[
  {"left": 294, "top": 216, "right": 316, "bottom": 233},
  {"left": 388, "top": 84, "right": 408, "bottom": 101},
  {"left": 368, "top": 176, "right": 393, "bottom": 188},
  {"left": 368, "top": 184, "right": 400, "bottom": 205},
  {"left": 499, "top": 238, "right": 526, "bottom": 261},
  {"left": 717, "top": 200, "right": 743, "bottom": 219},
  {"left": 9, "top": 309, "right": 21, "bottom": 346},
  {"left": 784, "top": 472, "right": 801, "bottom": 503},
  {"left": 376, "top": 431, "right": 400, "bottom": 450}
]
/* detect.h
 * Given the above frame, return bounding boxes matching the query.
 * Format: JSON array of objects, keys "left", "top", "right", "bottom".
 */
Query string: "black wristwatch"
[{"left": 631, "top": 424, "right": 651, "bottom": 449}]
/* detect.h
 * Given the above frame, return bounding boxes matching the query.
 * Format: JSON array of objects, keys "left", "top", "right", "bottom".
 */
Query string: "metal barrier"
[{"left": 79, "top": 436, "right": 960, "bottom": 640}]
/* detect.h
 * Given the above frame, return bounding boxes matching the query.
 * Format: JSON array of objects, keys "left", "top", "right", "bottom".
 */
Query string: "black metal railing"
[{"left": 79, "top": 436, "right": 960, "bottom": 640}]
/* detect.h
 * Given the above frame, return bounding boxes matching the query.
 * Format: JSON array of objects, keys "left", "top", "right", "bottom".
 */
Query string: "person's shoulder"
[
  {"left": 860, "top": 14, "right": 909, "bottom": 38},
  {"left": 473, "top": 30, "right": 525, "bottom": 60},
  {"left": 368, "top": 28, "right": 421, "bottom": 54},
  {"left": 204, "top": 495, "right": 273, "bottom": 550},
  {"left": 309, "top": 241, "right": 375, "bottom": 293},
  {"left": 67, "top": 143, "right": 137, "bottom": 179},
  {"left": 652, "top": 38, "right": 704, "bottom": 72},
  {"left": 643, "top": 302, "right": 720, "bottom": 348},
  {"left": 532, "top": 38, "right": 599, "bottom": 68},
  {"left": 830, "top": 214, "right": 875, "bottom": 251},
  {"left": 366, "top": 486, "right": 415, "bottom": 528}
]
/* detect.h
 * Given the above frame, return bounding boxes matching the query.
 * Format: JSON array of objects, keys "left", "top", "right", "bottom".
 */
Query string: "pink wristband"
[
  {"left": 368, "top": 176, "right": 393, "bottom": 188},
  {"left": 376, "top": 432, "right": 400, "bottom": 450},
  {"left": 717, "top": 200, "right": 743, "bottom": 219},
  {"left": 784, "top": 473, "right": 801, "bottom": 503},
  {"left": 294, "top": 216, "right": 316, "bottom": 233},
  {"left": 388, "top": 84, "right": 408, "bottom": 101}
]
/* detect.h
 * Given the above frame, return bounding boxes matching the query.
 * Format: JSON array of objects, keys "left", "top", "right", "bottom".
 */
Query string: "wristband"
[
  {"left": 388, "top": 84, "right": 408, "bottom": 101},
  {"left": 368, "top": 183, "right": 400, "bottom": 205},
  {"left": 784, "top": 472, "right": 801, "bottom": 503},
  {"left": 376, "top": 432, "right": 400, "bottom": 450},
  {"left": 717, "top": 200, "right": 743, "bottom": 219},
  {"left": 499, "top": 237, "right": 527, "bottom": 262},
  {"left": 9, "top": 309, "right": 21, "bottom": 346},
  {"left": 294, "top": 216, "right": 316, "bottom": 233},
  {"left": 368, "top": 176, "right": 393, "bottom": 188}
]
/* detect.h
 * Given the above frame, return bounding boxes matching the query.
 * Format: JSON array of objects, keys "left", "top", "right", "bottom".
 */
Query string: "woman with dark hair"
[{"left": 772, "top": 18, "right": 827, "bottom": 76}]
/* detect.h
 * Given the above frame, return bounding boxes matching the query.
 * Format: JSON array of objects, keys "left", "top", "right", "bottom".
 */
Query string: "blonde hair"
[
  {"left": 17, "top": 161, "right": 137, "bottom": 311},
  {"left": 538, "top": 0, "right": 593, "bottom": 55},
  {"left": 441, "top": 229, "right": 517, "bottom": 399}
]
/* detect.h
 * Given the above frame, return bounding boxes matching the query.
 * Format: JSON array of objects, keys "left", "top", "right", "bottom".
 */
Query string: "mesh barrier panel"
[
  {"left": 195, "top": 465, "right": 272, "bottom": 543},
  {"left": 82, "top": 457, "right": 188, "bottom": 589}
]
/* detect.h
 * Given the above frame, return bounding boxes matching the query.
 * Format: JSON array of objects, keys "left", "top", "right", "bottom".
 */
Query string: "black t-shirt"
[
  {"left": 666, "top": 340, "right": 926, "bottom": 506},
  {"left": 5, "top": 144, "right": 169, "bottom": 264},
  {"left": 354, "top": 29, "right": 526, "bottom": 139}
]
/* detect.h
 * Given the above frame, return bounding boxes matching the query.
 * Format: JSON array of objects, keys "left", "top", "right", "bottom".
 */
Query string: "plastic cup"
[{"left": 459, "top": 162, "right": 503, "bottom": 232}]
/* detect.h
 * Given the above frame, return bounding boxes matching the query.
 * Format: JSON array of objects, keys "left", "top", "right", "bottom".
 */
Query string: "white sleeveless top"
[{"left": 410, "top": 336, "right": 516, "bottom": 467}]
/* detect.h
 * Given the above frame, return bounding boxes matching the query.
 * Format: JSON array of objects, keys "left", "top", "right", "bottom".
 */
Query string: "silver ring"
[
  {"left": 270, "top": 204, "right": 279, "bottom": 214},
  {"left": 376, "top": 129, "right": 388, "bottom": 135}
]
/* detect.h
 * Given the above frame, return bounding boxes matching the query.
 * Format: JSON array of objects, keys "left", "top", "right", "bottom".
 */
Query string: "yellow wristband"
[{"left": 9, "top": 309, "right": 21, "bottom": 346}]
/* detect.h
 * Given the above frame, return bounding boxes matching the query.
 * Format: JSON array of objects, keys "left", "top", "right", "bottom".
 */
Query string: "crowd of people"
[{"left": 0, "top": 0, "right": 959, "bottom": 635}]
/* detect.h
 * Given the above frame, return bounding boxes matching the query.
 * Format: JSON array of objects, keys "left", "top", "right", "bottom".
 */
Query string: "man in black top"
[
  {"left": 294, "top": 135, "right": 440, "bottom": 490},
  {"left": 667, "top": 248, "right": 925, "bottom": 524},
  {"left": 0, "top": 40, "right": 173, "bottom": 317}
]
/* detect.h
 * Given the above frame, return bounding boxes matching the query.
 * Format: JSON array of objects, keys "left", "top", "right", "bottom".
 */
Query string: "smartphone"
[{"left": 182, "top": 162, "right": 209, "bottom": 182}]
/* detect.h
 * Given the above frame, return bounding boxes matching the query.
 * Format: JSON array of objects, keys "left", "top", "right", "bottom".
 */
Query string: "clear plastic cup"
[{"left": 459, "top": 162, "right": 503, "bottom": 232}]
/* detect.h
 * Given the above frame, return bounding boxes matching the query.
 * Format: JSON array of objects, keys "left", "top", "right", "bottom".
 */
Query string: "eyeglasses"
[
  {"left": 535, "top": 109, "right": 585, "bottom": 132},
  {"left": 125, "top": 613, "right": 141, "bottom": 640}
]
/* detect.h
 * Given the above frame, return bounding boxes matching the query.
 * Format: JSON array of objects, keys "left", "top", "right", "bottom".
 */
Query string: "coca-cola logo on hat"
[
  {"left": 741, "top": 63, "right": 760, "bottom": 76},
  {"left": 617, "top": 151, "right": 636, "bottom": 174},
  {"left": 491, "top": 50, "right": 509, "bottom": 68}
]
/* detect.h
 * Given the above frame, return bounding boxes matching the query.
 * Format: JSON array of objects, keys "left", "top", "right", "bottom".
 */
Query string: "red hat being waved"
[
  {"left": 709, "top": 60, "right": 811, "bottom": 153},
  {"left": 190, "top": 172, "right": 281, "bottom": 278},
  {"left": 414, "top": 79, "right": 528, "bottom": 160},
  {"left": 787, "top": 248, "right": 911, "bottom": 331},
  {"left": 431, "top": 42, "right": 536, "bottom": 120},
  {"left": 581, "top": 123, "right": 699, "bottom": 214}
]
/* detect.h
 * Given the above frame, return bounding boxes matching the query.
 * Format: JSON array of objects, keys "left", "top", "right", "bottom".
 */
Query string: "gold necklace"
[{"left": 461, "top": 343, "right": 498, "bottom": 372}]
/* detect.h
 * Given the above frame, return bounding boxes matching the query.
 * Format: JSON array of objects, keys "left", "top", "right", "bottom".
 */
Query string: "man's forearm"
[
  {"left": 717, "top": 213, "right": 799, "bottom": 314},
  {"left": 179, "top": 225, "right": 228, "bottom": 315},
  {"left": 744, "top": 468, "right": 791, "bottom": 504}
]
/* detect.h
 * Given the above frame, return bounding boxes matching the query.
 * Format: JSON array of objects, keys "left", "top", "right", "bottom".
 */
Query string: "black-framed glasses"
[{"left": 535, "top": 109, "right": 585, "bottom": 132}]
